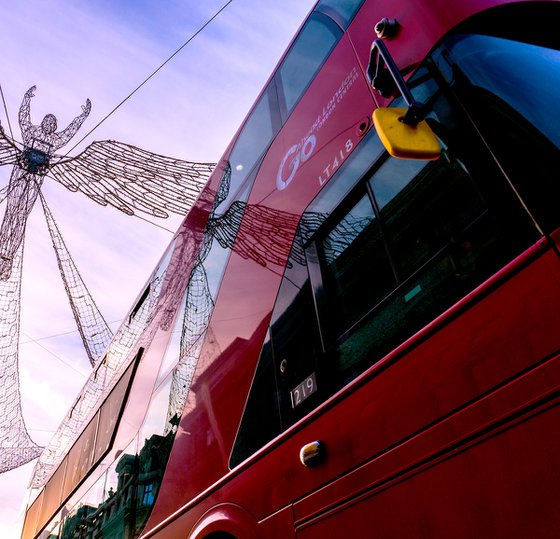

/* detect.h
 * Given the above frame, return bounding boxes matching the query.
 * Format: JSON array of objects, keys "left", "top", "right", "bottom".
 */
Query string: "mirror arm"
[{"left": 368, "top": 39, "right": 427, "bottom": 126}]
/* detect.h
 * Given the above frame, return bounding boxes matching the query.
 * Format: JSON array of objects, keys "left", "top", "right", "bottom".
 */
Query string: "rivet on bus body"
[
  {"left": 357, "top": 116, "right": 371, "bottom": 136},
  {"left": 300, "top": 440, "right": 326, "bottom": 467},
  {"left": 375, "top": 18, "right": 400, "bottom": 39}
]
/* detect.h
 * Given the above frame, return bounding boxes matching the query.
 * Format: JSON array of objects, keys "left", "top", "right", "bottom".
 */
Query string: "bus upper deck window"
[
  {"left": 277, "top": 13, "right": 341, "bottom": 116},
  {"left": 217, "top": 87, "right": 279, "bottom": 213},
  {"left": 314, "top": 0, "right": 366, "bottom": 29}
]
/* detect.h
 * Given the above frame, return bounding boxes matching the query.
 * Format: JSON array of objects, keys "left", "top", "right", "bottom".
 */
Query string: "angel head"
[{"left": 40, "top": 114, "right": 58, "bottom": 134}]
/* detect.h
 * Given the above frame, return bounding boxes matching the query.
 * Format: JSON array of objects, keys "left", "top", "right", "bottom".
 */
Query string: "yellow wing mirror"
[
  {"left": 368, "top": 38, "right": 441, "bottom": 160},
  {"left": 372, "top": 107, "right": 441, "bottom": 160}
]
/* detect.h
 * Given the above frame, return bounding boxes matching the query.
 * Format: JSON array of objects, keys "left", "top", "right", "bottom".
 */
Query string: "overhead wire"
[
  {"left": 20, "top": 331, "right": 89, "bottom": 378},
  {"left": 0, "top": 82, "right": 14, "bottom": 139},
  {"left": 19, "top": 319, "right": 123, "bottom": 345},
  {"left": 66, "top": 0, "right": 234, "bottom": 155}
]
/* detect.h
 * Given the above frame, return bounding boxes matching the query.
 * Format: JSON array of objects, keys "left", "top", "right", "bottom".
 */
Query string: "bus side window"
[
  {"left": 431, "top": 32, "right": 560, "bottom": 233},
  {"left": 276, "top": 12, "right": 342, "bottom": 118},
  {"left": 314, "top": 0, "right": 367, "bottom": 29},
  {"left": 229, "top": 330, "right": 282, "bottom": 467}
]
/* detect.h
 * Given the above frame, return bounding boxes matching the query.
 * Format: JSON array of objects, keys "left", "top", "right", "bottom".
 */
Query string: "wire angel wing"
[
  {"left": 48, "top": 140, "right": 216, "bottom": 218},
  {"left": 0, "top": 125, "right": 22, "bottom": 167}
]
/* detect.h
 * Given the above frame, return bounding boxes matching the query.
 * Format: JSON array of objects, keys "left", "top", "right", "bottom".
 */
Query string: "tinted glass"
[
  {"left": 432, "top": 34, "right": 560, "bottom": 231},
  {"left": 54, "top": 376, "right": 176, "bottom": 538},
  {"left": 317, "top": 193, "right": 395, "bottom": 333},
  {"left": 21, "top": 490, "right": 43, "bottom": 539},
  {"left": 278, "top": 13, "right": 341, "bottom": 113},
  {"left": 230, "top": 331, "right": 281, "bottom": 467},
  {"left": 315, "top": 0, "right": 366, "bottom": 28},
  {"left": 323, "top": 61, "right": 537, "bottom": 375},
  {"left": 218, "top": 91, "right": 277, "bottom": 214},
  {"left": 40, "top": 459, "right": 67, "bottom": 537},
  {"left": 369, "top": 158, "right": 486, "bottom": 279},
  {"left": 62, "top": 415, "right": 98, "bottom": 503},
  {"left": 230, "top": 134, "right": 383, "bottom": 467},
  {"left": 94, "top": 358, "right": 136, "bottom": 463},
  {"left": 57, "top": 437, "right": 139, "bottom": 539}
]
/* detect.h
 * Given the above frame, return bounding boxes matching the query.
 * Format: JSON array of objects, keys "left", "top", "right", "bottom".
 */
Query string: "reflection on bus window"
[
  {"left": 217, "top": 91, "right": 278, "bottom": 214},
  {"left": 56, "top": 375, "right": 176, "bottom": 538},
  {"left": 57, "top": 438, "right": 139, "bottom": 539}
]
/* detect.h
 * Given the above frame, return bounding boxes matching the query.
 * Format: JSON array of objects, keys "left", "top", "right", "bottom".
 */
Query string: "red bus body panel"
[{"left": 143, "top": 242, "right": 560, "bottom": 538}]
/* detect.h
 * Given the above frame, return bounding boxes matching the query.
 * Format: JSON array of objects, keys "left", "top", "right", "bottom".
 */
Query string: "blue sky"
[{"left": 0, "top": 0, "right": 316, "bottom": 535}]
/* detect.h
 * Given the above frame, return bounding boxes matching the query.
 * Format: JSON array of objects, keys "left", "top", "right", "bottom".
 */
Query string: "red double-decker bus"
[{"left": 22, "top": 0, "right": 560, "bottom": 537}]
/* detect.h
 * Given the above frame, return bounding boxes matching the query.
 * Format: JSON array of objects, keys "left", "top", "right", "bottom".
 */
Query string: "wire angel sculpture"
[
  {"left": 0, "top": 85, "right": 215, "bottom": 280},
  {"left": 0, "top": 85, "right": 215, "bottom": 474}
]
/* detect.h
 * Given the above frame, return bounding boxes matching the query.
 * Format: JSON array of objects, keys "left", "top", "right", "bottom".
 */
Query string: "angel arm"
[
  {"left": 18, "top": 86, "right": 36, "bottom": 136},
  {"left": 53, "top": 99, "right": 92, "bottom": 149}
]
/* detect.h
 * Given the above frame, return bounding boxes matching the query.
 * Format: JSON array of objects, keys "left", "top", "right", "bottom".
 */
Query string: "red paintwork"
[
  {"left": 144, "top": 30, "right": 377, "bottom": 531},
  {"left": 143, "top": 240, "right": 560, "bottom": 538}
]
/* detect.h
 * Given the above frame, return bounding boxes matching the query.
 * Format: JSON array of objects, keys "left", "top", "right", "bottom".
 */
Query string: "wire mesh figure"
[
  {"left": 0, "top": 239, "right": 43, "bottom": 473},
  {"left": 0, "top": 85, "right": 215, "bottom": 474},
  {"left": 0, "top": 85, "right": 216, "bottom": 282},
  {"left": 0, "top": 86, "right": 91, "bottom": 280}
]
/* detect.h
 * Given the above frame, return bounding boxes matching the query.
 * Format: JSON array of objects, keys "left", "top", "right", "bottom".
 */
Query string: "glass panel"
[
  {"left": 328, "top": 57, "right": 539, "bottom": 375},
  {"left": 437, "top": 35, "right": 560, "bottom": 148},
  {"left": 55, "top": 379, "right": 177, "bottom": 539},
  {"left": 318, "top": 193, "right": 395, "bottom": 334},
  {"left": 58, "top": 437, "right": 139, "bottom": 539},
  {"left": 59, "top": 502, "right": 99, "bottom": 539},
  {"left": 60, "top": 380, "right": 176, "bottom": 539},
  {"left": 269, "top": 244, "right": 324, "bottom": 428},
  {"left": 94, "top": 358, "right": 136, "bottom": 464},
  {"left": 432, "top": 34, "right": 560, "bottom": 232},
  {"left": 38, "top": 459, "right": 66, "bottom": 538},
  {"left": 217, "top": 91, "right": 276, "bottom": 214},
  {"left": 135, "top": 376, "right": 175, "bottom": 534},
  {"left": 230, "top": 133, "right": 383, "bottom": 465},
  {"left": 229, "top": 331, "right": 281, "bottom": 468},
  {"left": 62, "top": 414, "right": 99, "bottom": 502},
  {"left": 315, "top": 0, "right": 366, "bottom": 28},
  {"left": 38, "top": 517, "right": 61, "bottom": 539},
  {"left": 278, "top": 13, "right": 341, "bottom": 113},
  {"left": 369, "top": 158, "right": 486, "bottom": 279},
  {"left": 21, "top": 490, "right": 43, "bottom": 539}
]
